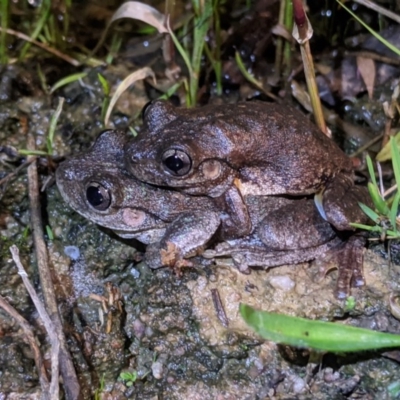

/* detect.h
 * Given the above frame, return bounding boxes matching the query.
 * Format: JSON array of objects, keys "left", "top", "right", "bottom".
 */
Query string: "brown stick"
[
  {"left": 10, "top": 245, "right": 60, "bottom": 400},
  {"left": 0, "top": 295, "right": 50, "bottom": 399},
  {"left": 27, "top": 134, "right": 81, "bottom": 400}
]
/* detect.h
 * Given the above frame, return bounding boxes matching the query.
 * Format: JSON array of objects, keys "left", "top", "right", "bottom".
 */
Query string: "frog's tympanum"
[
  {"left": 124, "top": 100, "right": 371, "bottom": 234},
  {"left": 57, "top": 129, "right": 367, "bottom": 298}
]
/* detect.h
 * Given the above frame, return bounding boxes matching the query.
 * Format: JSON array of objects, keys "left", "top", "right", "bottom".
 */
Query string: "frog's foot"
[
  {"left": 203, "top": 243, "right": 251, "bottom": 273},
  {"left": 231, "top": 253, "right": 251, "bottom": 274},
  {"left": 203, "top": 241, "right": 234, "bottom": 258},
  {"left": 145, "top": 241, "right": 194, "bottom": 274},
  {"left": 333, "top": 235, "right": 366, "bottom": 299}
]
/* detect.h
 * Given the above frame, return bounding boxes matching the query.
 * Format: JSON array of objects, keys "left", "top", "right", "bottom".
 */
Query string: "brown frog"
[
  {"left": 124, "top": 100, "right": 371, "bottom": 235},
  {"left": 56, "top": 129, "right": 364, "bottom": 298}
]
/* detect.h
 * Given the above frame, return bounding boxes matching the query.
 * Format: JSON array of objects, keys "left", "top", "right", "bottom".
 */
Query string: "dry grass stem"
[
  {"left": 10, "top": 245, "right": 60, "bottom": 400},
  {"left": 0, "top": 27, "right": 80, "bottom": 66},
  {"left": 27, "top": 134, "right": 80, "bottom": 400},
  {"left": 0, "top": 295, "right": 50, "bottom": 399}
]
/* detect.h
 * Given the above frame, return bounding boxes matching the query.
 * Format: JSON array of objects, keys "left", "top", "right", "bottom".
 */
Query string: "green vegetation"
[
  {"left": 351, "top": 137, "right": 400, "bottom": 239},
  {"left": 240, "top": 303, "right": 400, "bottom": 352},
  {"left": 94, "top": 374, "right": 105, "bottom": 400},
  {"left": 119, "top": 371, "right": 138, "bottom": 387}
]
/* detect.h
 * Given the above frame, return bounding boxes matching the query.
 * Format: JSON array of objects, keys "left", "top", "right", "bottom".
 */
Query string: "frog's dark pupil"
[
  {"left": 87, "top": 186, "right": 104, "bottom": 207},
  {"left": 165, "top": 154, "right": 184, "bottom": 172}
]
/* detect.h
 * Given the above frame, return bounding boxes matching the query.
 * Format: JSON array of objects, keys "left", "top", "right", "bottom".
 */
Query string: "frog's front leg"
[
  {"left": 145, "top": 211, "right": 221, "bottom": 269},
  {"left": 215, "top": 184, "right": 252, "bottom": 239},
  {"left": 315, "top": 174, "right": 372, "bottom": 231}
]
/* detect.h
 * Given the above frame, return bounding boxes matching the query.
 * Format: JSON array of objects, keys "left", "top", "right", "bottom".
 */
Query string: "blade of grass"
[
  {"left": 104, "top": 67, "right": 155, "bottom": 126},
  {"left": 47, "top": 97, "right": 65, "bottom": 155},
  {"left": 376, "top": 131, "right": 400, "bottom": 162},
  {"left": 235, "top": 50, "right": 262, "bottom": 89},
  {"left": 366, "top": 155, "right": 377, "bottom": 186},
  {"left": 390, "top": 192, "right": 400, "bottom": 230},
  {"left": 349, "top": 222, "right": 382, "bottom": 232},
  {"left": 390, "top": 136, "right": 400, "bottom": 185},
  {"left": 0, "top": 0, "right": 8, "bottom": 64},
  {"left": 50, "top": 72, "right": 88, "bottom": 94},
  {"left": 358, "top": 202, "right": 380, "bottom": 223},
  {"left": 337, "top": 1, "right": 400, "bottom": 57},
  {"left": 240, "top": 303, "right": 400, "bottom": 352},
  {"left": 190, "top": 0, "right": 212, "bottom": 105},
  {"left": 367, "top": 182, "right": 389, "bottom": 215},
  {"left": 19, "top": 2, "right": 51, "bottom": 60}
]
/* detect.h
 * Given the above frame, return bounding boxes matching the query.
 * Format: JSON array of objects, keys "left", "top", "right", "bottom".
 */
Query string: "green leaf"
[
  {"left": 349, "top": 223, "right": 382, "bottom": 232},
  {"left": 367, "top": 182, "right": 389, "bottom": 215},
  {"left": 97, "top": 73, "right": 110, "bottom": 96},
  {"left": 45, "top": 225, "right": 54, "bottom": 240},
  {"left": 119, "top": 372, "right": 131, "bottom": 380},
  {"left": 391, "top": 136, "right": 400, "bottom": 188},
  {"left": 390, "top": 192, "right": 400, "bottom": 232},
  {"left": 376, "top": 132, "right": 400, "bottom": 162},
  {"left": 235, "top": 51, "right": 264, "bottom": 92},
  {"left": 366, "top": 155, "right": 377, "bottom": 187},
  {"left": 47, "top": 97, "right": 65, "bottom": 154},
  {"left": 50, "top": 72, "right": 88, "bottom": 94},
  {"left": 358, "top": 202, "right": 380, "bottom": 223},
  {"left": 18, "top": 149, "right": 49, "bottom": 156},
  {"left": 240, "top": 304, "right": 400, "bottom": 352}
]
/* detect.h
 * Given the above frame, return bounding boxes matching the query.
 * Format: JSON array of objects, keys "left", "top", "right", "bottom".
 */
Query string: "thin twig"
[
  {"left": 0, "top": 295, "right": 50, "bottom": 400},
  {"left": 0, "top": 158, "right": 36, "bottom": 200},
  {"left": 27, "top": 134, "right": 80, "bottom": 400},
  {"left": 0, "top": 158, "right": 36, "bottom": 186},
  {"left": 10, "top": 245, "right": 59, "bottom": 400},
  {"left": 349, "top": 133, "right": 383, "bottom": 157},
  {"left": 384, "top": 183, "right": 398, "bottom": 198},
  {"left": 345, "top": 51, "right": 400, "bottom": 67},
  {"left": 0, "top": 26, "right": 80, "bottom": 66},
  {"left": 211, "top": 289, "right": 229, "bottom": 328}
]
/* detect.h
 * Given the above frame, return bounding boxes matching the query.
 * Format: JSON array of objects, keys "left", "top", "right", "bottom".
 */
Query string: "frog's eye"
[
  {"left": 141, "top": 100, "right": 153, "bottom": 121},
  {"left": 86, "top": 182, "right": 112, "bottom": 211},
  {"left": 162, "top": 149, "right": 192, "bottom": 176}
]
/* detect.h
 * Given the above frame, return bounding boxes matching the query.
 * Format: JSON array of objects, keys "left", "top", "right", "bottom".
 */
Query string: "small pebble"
[
  {"left": 269, "top": 275, "right": 295, "bottom": 291},
  {"left": 290, "top": 375, "right": 307, "bottom": 394},
  {"left": 132, "top": 319, "right": 145, "bottom": 339},
  {"left": 151, "top": 361, "right": 164, "bottom": 380},
  {"left": 64, "top": 246, "right": 80, "bottom": 260},
  {"left": 130, "top": 267, "right": 140, "bottom": 279}
]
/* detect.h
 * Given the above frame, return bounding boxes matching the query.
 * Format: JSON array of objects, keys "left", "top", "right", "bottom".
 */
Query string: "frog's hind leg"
[{"left": 318, "top": 174, "right": 372, "bottom": 231}]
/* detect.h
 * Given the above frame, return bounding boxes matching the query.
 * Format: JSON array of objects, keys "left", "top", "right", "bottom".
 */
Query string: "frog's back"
[{"left": 204, "top": 101, "right": 353, "bottom": 195}]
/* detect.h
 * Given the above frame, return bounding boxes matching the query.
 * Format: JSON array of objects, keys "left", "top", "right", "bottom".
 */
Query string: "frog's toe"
[
  {"left": 232, "top": 254, "right": 251, "bottom": 274},
  {"left": 144, "top": 243, "right": 164, "bottom": 269},
  {"left": 335, "top": 235, "right": 366, "bottom": 299}
]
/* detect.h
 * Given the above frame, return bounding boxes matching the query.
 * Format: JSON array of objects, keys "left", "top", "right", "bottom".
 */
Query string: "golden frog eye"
[
  {"left": 162, "top": 149, "right": 192, "bottom": 176},
  {"left": 85, "top": 182, "right": 112, "bottom": 211}
]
